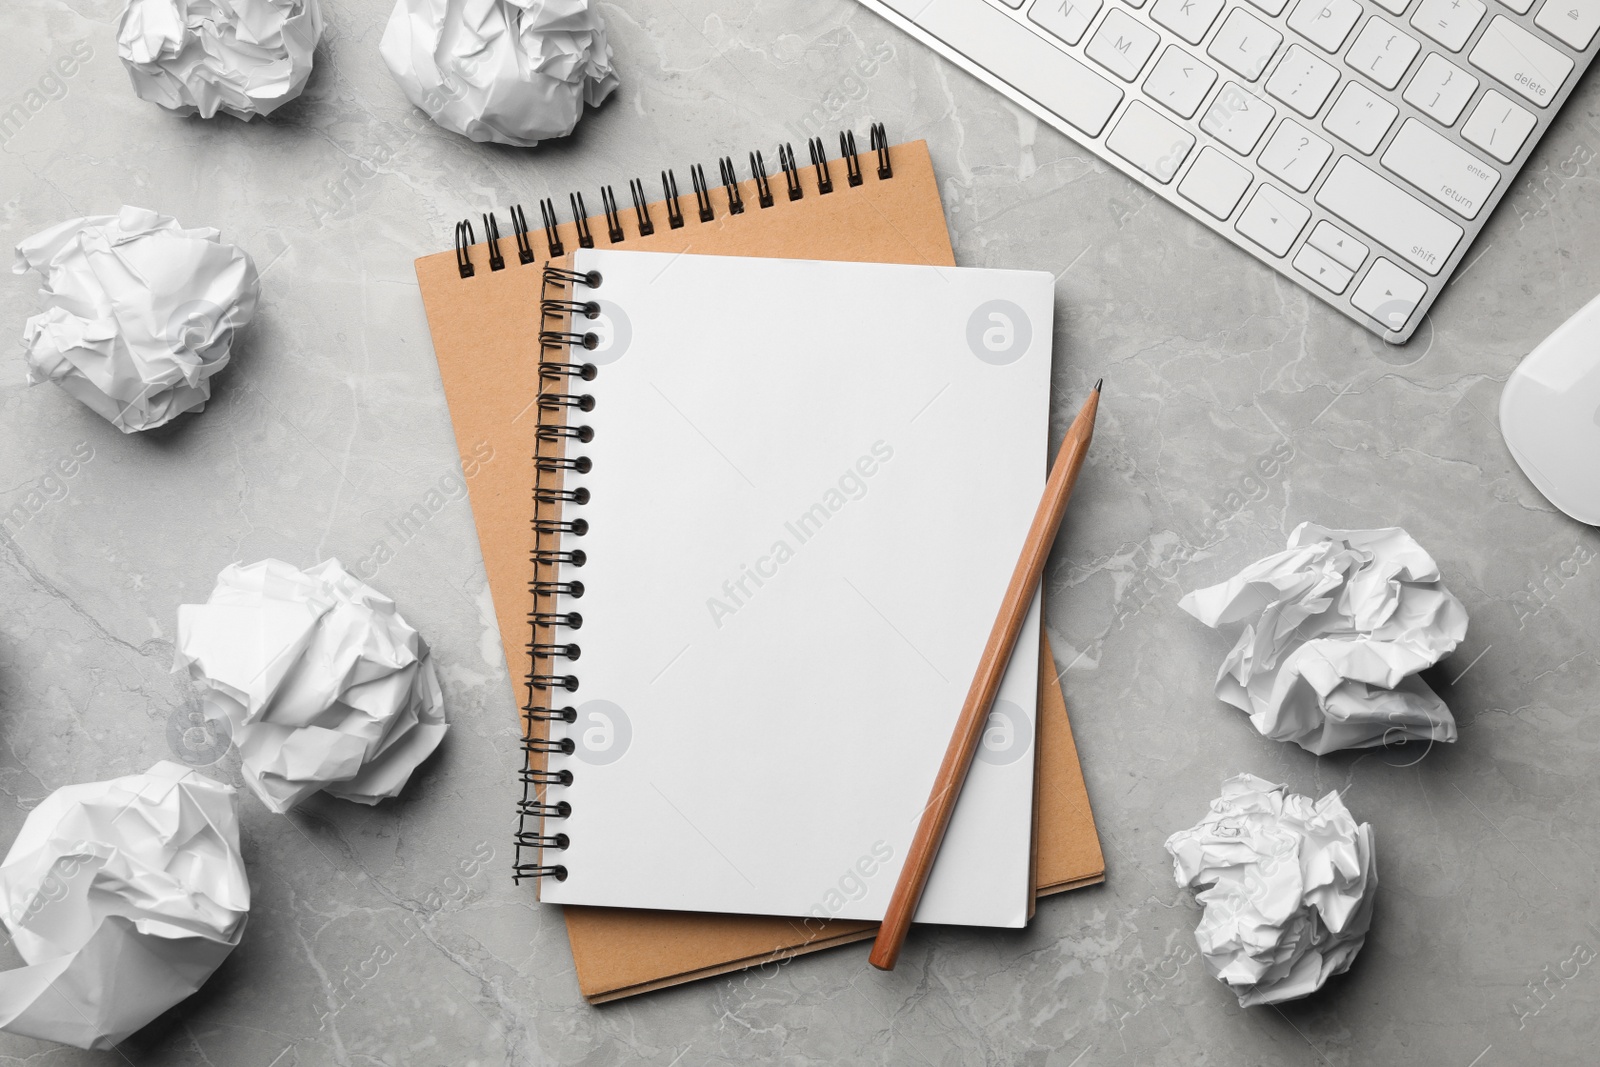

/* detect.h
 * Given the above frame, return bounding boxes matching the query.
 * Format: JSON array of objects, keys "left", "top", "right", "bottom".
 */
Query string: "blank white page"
[{"left": 539, "top": 249, "right": 1052, "bottom": 927}]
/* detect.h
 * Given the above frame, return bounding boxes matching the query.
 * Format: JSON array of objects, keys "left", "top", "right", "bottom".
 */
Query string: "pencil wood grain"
[{"left": 869, "top": 380, "right": 1102, "bottom": 971}]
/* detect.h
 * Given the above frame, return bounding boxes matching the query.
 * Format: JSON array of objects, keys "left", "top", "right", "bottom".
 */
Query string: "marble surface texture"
[{"left": 2, "top": 0, "right": 1599, "bottom": 1063}]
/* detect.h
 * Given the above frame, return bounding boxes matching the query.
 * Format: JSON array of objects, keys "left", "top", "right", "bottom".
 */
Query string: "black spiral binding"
[
  {"left": 689, "top": 164, "right": 716, "bottom": 223},
  {"left": 482, "top": 213, "right": 506, "bottom": 271},
  {"left": 870, "top": 122, "right": 892, "bottom": 180},
  {"left": 539, "top": 198, "right": 565, "bottom": 258},
  {"left": 570, "top": 192, "right": 596, "bottom": 249},
  {"left": 471, "top": 130, "right": 898, "bottom": 884},
  {"left": 779, "top": 142, "right": 803, "bottom": 201},
  {"left": 454, "top": 220, "right": 475, "bottom": 278},
  {"left": 448, "top": 131, "right": 893, "bottom": 278},
  {"left": 629, "top": 178, "right": 655, "bottom": 236},
  {"left": 662, "top": 169, "right": 685, "bottom": 229},
  {"left": 750, "top": 150, "right": 774, "bottom": 209},
  {"left": 718, "top": 157, "right": 745, "bottom": 215},
  {"left": 600, "top": 186, "right": 625, "bottom": 243},
  {"left": 514, "top": 263, "right": 601, "bottom": 883},
  {"left": 840, "top": 131, "right": 863, "bottom": 188},
  {"left": 511, "top": 204, "right": 535, "bottom": 265},
  {"left": 808, "top": 136, "right": 834, "bottom": 194}
]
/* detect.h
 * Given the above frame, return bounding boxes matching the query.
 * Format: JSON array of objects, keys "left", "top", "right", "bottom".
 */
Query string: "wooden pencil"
[{"left": 869, "top": 379, "right": 1102, "bottom": 971}]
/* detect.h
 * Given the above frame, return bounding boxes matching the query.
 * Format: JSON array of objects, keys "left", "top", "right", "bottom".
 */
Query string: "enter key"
[{"left": 1380, "top": 118, "right": 1501, "bottom": 219}]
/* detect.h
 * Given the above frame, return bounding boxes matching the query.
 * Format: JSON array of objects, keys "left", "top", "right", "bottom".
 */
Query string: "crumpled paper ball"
[
  {"left": 380, "top": 0, "right": 619, "bottom": 147},
  {"left": 0, "top": 762, "right": 249, "bottom": 1050},
  {"left": 13, "top": 206, "right": 259, "bottom": 434},
  {"left": 1179, "top": 523, "right": 1468, "bottom": 755},
  {"left": 118, "top": 0, "right": 324, "bottom": 120},
  {"left": 1165, "top": 774, "right": 1377, "bottom": 1007},
  {"left": 174, "top": 558, "right": 449, "bottom": 814}
]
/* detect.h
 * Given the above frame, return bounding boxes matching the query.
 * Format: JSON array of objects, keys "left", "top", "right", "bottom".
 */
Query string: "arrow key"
[
  {"left": 1351, "top": 257, "right": 1428, "bottom": 330},
  {"left": 1235, "top": 182, "right": 1311, "bottom": 256},
  {"left": 1293, "top": 243, "right": 1355, "bottom": 292},
  {"left": 1308, "top": 220, "right": 1368, "bottom": 271}
]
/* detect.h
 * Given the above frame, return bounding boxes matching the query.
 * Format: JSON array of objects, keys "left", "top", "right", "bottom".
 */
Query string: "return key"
[{"left": 1380, "top": 118, "right": 1500, "bottom": 219}]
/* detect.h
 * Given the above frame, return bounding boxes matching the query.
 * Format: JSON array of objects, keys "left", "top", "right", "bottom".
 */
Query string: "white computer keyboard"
[{"left": 859, "top": 0, "right": 1597, "bottom": 342}]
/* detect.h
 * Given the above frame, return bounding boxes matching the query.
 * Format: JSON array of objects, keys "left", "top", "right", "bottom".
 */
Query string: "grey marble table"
[{"left": 3, "top": 0, "right": 1599, "bottom": 1063}]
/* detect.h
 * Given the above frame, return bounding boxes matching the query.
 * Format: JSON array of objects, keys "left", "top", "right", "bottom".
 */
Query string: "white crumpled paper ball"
[
  {"left": 174, "top": 559, "right": 449, "bottom": 814},
  {"left": 380, "top": 0, "right": 619, "bottom": 147},
  {"left": 1179, "top": 523, "right": 1468, "bottom": 755},
  {"left": 118, "top": 0, "right": 324, "bottom": 120},
  {"left": 13, "top": 206, "right": 259, "bottom": 434},
  {"left": 0, "top": 762, "right": 249, "bottom": 1050},
  {"left": 1165, "top": 774, "right": 1377, "bottom": 1007}
]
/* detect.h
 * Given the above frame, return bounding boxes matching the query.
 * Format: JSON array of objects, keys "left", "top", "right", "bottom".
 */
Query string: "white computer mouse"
[{"left": 1499, "top": 293, "right": 1600, "bottom": 526}]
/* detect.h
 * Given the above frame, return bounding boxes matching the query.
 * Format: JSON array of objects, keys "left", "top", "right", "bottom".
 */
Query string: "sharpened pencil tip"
[{"left": 1093, "top": 377, "right": 1103, "bottom": 392}]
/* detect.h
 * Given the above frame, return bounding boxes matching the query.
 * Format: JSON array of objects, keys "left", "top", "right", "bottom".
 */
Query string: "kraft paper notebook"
[{"left": 412, "top": 132, "right": 1104, "bottom": 1001}]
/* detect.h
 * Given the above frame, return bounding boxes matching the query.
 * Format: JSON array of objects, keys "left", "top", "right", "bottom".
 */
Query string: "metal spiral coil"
[
  {"left": 535, "top": 454, "right": 592, "bottom": 474},
  {"left": 532, "top": 547, "right": 587, "bottom": 566},
  {"left": 538, "top": 391, "right": 595, "bottom": 413},
  {"left": 534, "top": 485, "right": 589, "bottom": 505},
  {"left": 537, "top": 423, "right": 594, "bottom": 443},
  {"left": 514, "top": 264, "right": 604, "bottom": 883},
  {"left": 522, "top": 768, "right": 574, "bottom": 787},
  {"left": 446, "top": 128, "right": 894, "bottom": 287}
]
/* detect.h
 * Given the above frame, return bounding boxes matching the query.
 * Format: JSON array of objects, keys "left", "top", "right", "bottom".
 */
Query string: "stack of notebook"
[{"left": 412, "top": 131, "right": 1104, "bottom": 1002}]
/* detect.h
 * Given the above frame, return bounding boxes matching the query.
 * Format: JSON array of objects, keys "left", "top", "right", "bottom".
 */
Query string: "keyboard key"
[
  {"left": 1029, "top": 0, "right": 1105, "bottom": 46},
  {"left": 1244, "top": 0, "right": 1292, "bottom": 16},
  {"left": 1236, "top": 183, "right": 1311, "bottom": 255},
  {"left": 1144, "top": 45, "right": 1218, "bottom": 117},
  {"left": 1346, "top": 18, "right": 1422, "bottom": 89},
  {"left": 1107, "top": 100, "right": 1197, "bottom": 182},
  {"left": 1315, "top": 156, "right": 1463, "bottom": 274},
  {"left": 1260, "top": 119, "right": 1334, "bottom": 190},
  {"left": 883, "top": 0, "right": 1126, "bottom": 137},
  {"left": 1461, "top": 88, "right": 1537, "bottom": 161},
  {"left": 1124, "top": 0, "right": 1149, "bottom": 10},
  {"left": 1265, "top": 44, "right": 1340, "bottom": 116},
  {"left": 1201, "top": 82, "right": 1277, "bottom": 152},
  {"left": 1152, "top": 0, "right": 1226, "bottom": 43},
  {"left": 997, "top": 0, "right": 1025, "bottom": 7},
  {"left": 1288, "top": 0, "right": 1363, "bottom": 51},
  {"left": 1179, "top": 146, "right": 1254, "bottom": 217},
  {"left": 1323, "top": 81, "right": 1399, "bottom": 152},
  {"left": 1470, "top": 15, "right": 1574, "bottom": 106},
  {"left": 1402, "top": 53, "right": 1478, "bottom": 124},
  {"left": 1088, "top": 9, "right": 1162, "bottom": 80},
  {"left": 1351, "top": 258, "right": 1428, "bottom": 329},
  {"left": 1208, "top": 8, "right": 1283, "bottom": 79},
  {"left": 1294, "top": 243, "right": 1355, "bottom": 291},
  {"left": 1536, "top": 0, "right": 1600, "bottom": 48},
  {"left": 1371, "top": 0, "right": 1410, "bottom": 14},
  {"left": 1309, "top": 220, "right": 1369, "bottom": 269},
  {"left": 1381, "top": 117, "right": 1501, "bottom": 218},
  {"left": 1411, "top": 0, "right": 1487, "bottom": 49},
  {"left": 1498, "top": 0, "right": 1534, "bottom": 11}
]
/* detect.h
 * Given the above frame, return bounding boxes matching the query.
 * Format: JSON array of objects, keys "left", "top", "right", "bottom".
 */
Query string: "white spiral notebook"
[{"left": 528, "top": 249, "right": 1054, "bottom": 927}]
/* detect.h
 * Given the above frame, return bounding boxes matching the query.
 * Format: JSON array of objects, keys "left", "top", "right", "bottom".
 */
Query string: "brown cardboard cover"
[{"left": 412, "top": 140, "right": 1104, "bottom": 1002}]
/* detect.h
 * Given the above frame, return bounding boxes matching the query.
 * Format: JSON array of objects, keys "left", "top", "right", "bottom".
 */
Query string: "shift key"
[
  {"left": 1381, "top": 119, "right": 1500, "bottom": 219},
  {"left": 1315, "top": 156, "right": 1463, "bottom": 275}
]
